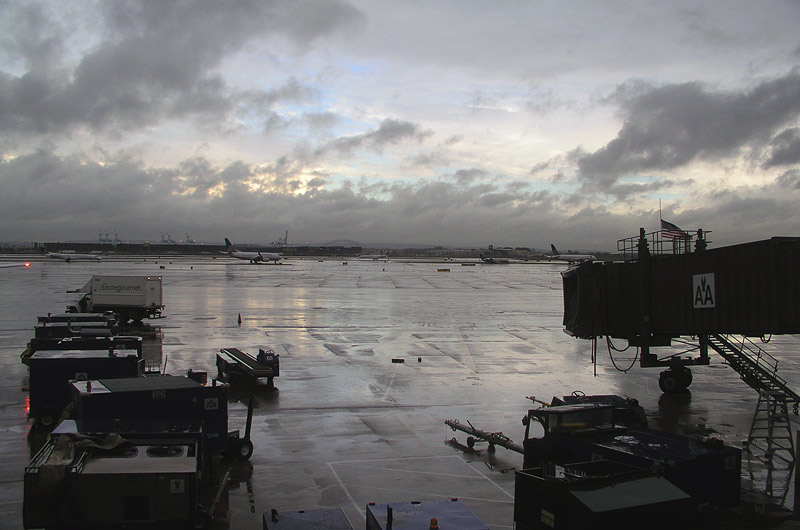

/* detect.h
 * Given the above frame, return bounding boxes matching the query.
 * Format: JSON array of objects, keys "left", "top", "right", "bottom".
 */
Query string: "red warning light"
[{"left": 24, "top": 262, "right": 31, "bottom": 268}]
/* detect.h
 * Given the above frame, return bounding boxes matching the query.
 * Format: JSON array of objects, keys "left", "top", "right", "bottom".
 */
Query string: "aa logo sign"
[{"left": 693, "top": 273, "right": 715, "bottom": 308}]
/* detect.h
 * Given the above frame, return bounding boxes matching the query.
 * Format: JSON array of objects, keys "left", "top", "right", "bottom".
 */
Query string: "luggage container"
[
  {"left": 37, "top": 312, "right": 119, "bottom": 325},
  {"left": 27, "top": 349, "right": 143, "bottom": 429},
  {"left": 23, "top": 335, "right": 142, "bottom": 365},
  {"left": 523, "top": 403, "right": 741, "bottom": 507},
  {"left": 24, "top": 435, "right": 200, "bottom": 529},
  {"left": 33, "top": 320, "right": 117, "bottom": 339},
  {"left": 514, "top": 460, "right": 695, "bottom": 530},
  {"left": 70, "top": 375, "right": 254, "bottom": 460}
]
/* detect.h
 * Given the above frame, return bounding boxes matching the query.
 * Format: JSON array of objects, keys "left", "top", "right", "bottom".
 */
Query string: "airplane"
[
  {"left": 479, "top": 254, "right": 510, "bottom": 264},
  {"left": 223, "top": 238, "right": 282, "bottom": 263},
  {"left": 548, "top": 244, "right": 595, "bottom": 263},
  {"left": 47, "top": 252, "right": 103, "bottom": 262},
  {"left": 0, "top": 261, "right": 31, "bottom": 269},
  {"left": 358, "top": 254, "right": 388, "bottom": 261}
]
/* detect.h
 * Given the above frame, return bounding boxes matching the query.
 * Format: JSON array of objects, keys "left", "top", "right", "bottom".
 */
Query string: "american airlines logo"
[{"left": 693, "top": 273, "right": 716, "bottom": 308}]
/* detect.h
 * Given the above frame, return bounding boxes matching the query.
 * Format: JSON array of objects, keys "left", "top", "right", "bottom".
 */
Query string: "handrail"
[
  {"left": 710, "top": 334, "right": 799, "bottom": 404},
  {"left": 616, "top": 229, "right": 712, "bottom": 261},
  {"left": 718, "top": 334, "right": 784, "bottom": 386}
]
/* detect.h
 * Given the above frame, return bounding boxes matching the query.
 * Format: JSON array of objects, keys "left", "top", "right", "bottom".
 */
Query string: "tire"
[
  {"left": 38, "top": 409, "right": 59, "bottom": 430},
  {"left": 679, "top": 368, "right": 693, "bottom": 388},
  {"left": 466, "top": 436, "right": 475, "bottom": 449},
  {"left": 235, "top": 439, "right": 254, "bottom": 461},
  {"left": 659, "top": 370, "right": 681, "bottom": 394}
]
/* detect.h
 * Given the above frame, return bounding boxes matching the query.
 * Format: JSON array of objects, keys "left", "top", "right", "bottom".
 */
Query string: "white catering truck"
[{"left": 68, "top": 275, "right": 164, "bottom": 322}]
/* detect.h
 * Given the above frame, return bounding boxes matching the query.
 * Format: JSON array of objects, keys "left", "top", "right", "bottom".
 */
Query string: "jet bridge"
[{"left": 562, "top": 229, "right": 800, "bottom": 393}]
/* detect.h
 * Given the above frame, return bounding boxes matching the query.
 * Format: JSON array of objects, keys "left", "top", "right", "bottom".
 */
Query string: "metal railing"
[
  {"left": 617, "top": 229, "right": 710, "bottom": 261},
  {"left": 710, "top": 334, "right": 800, "bottom": 404}
]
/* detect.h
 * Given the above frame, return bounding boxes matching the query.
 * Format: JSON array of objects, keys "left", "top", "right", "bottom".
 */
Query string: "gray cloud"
[
  {"left": 319, "top": 119, "right": 433, "bottom": 156},
  {"left": 2, "top": 147, "right": 797, "bottom": 249},
  {"left": 0, "top": 1, "right": 362, "bottom": 138},
  {"left": 1, "top": 2, "right": 799, "bottom": 250},
  {"left": 777, "top": 169, "right": 800, "bottom": 189},
  {"left": 764, "top": 128, "right": 800, "bottom": 168},
  {"left": 577, "top": 70, "right": 800, "bottom": 193}
]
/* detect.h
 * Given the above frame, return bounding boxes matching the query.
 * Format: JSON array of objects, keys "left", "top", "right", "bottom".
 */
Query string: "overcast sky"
[{"left": 1, "top": 1, "right": 799, "bottom": 250}]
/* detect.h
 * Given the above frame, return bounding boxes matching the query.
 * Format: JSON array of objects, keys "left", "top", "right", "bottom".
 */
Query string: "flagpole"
[{"left": 659, "top": 199, "right": 662, "bottom": 222}]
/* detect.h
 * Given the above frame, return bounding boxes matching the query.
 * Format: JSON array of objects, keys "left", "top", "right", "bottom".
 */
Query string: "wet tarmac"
[{"left": 2, "top": 255, "right": 799, "bottom": 528}]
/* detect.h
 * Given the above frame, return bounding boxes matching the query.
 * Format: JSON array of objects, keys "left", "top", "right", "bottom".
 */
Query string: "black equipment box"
[
  {"left": 37, "top": 312, "right": 118, "bottom": 325},
  {"left": 24, "top": 335, "right": 142, "bottom": 364},
  {"left": 27, "top": 349, "right": 143, "bottom": 429},
  {"left": 514, "top": 460, "right": 694, "bottom": 530},
  {"left": 524, "top": 427, "right": 741, "bottom": 507},
  {"left": 24, "top": 435, "right": 198, "bottom": 529},
  {"left": 70, "top": 376, "right": 232, "bottom": 454}
]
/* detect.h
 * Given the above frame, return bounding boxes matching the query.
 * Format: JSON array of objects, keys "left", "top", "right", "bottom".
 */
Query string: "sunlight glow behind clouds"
[{"left": 0, "top": 0, "right": 798, "bottom": 249}]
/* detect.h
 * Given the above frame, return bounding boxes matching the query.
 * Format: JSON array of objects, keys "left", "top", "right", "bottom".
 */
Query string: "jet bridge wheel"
[{"left": 659, "top": 367, "right": 692, "bottom": 394}]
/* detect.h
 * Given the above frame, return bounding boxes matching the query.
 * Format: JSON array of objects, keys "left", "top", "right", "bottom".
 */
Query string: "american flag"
[{"left": 661, "top": 219, "right": 688, "bottom": 239}]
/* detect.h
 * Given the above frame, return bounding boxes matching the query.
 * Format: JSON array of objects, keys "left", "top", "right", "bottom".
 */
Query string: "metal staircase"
[
  {"left": 745, "top": 390, "right": 795, "bottom": 500},
  {"left": 707, "top": 334, "right": 798, "bottom": 501},
  {"left": 706, "top": 334, "right": 800, "bottom": 409}
]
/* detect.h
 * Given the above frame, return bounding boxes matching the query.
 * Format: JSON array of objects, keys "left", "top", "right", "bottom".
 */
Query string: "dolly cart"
[{"left": 217, "top": 347, "right": 279, "bottom": 389}]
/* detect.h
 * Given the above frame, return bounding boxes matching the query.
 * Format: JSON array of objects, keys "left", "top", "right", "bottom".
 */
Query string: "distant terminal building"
[{"left": 13, "top": 242, "right": 362, "bottom": 257}]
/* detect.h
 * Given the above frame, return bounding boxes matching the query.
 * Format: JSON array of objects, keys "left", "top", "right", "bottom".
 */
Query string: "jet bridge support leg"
[{"left": 635, "top": 335, "right": 710, "bottom": 393}]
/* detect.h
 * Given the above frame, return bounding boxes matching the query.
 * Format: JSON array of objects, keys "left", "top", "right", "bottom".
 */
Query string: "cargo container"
[
  {"left": 69, "top": 275, "right": 163, "bottom": 322},
  {"left": 70, "top": 375, "right": 253, "bottom": 460},
  {"left": 23, "top": 335, "right": 142, "bottom": 365},
  {"left": 24, "top": 436, "right": 199, "bottom": 529},
  {"left": 514, "top": 460, "right": 694, "bottom": 530},
  {"left": 27, "top": 349, "right": 143, "bottom": 429},
  {"left": 523, "top": 404, "right": 742, "bottom": 508}
]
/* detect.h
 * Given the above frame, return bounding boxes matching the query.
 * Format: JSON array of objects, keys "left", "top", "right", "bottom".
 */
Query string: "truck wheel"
[
  {"left": 659, "top": 370, "right": 682, "bottom": 393},
  {"left": 38, "top": 409, "right": 59, "bottom": 430},
  {"left": 235, "top": 439, "right": 254, "bottom": 461}
]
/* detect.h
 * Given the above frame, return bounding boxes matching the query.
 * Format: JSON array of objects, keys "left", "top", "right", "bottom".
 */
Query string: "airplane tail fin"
[
  {"left": 550, "top": 244, "right": 559, "bottom": 255},
  {"left": 224, "top": 238, "right": 236, "bottom": 253}
]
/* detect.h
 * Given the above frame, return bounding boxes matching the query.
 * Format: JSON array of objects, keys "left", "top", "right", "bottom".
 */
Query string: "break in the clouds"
[
  {"left": 577, "top": 71, "right": 800, "bottom": 195},
  {"left": 1, "top": 1, "right": 799, "bottom": 250}
]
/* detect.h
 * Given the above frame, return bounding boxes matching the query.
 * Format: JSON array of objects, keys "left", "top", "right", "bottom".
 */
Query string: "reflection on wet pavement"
[{"left": 1, "top": 257, "right": 798, "bottom": 527}]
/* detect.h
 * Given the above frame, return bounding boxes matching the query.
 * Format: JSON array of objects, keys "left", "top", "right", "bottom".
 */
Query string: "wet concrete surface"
[{"left": 1, "top": 255, "right": 799, "bottom": 528}]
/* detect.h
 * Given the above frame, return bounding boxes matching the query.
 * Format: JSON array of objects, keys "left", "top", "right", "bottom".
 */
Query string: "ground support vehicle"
[
  {"left": 217, "top": 347, "right": 279, "bottom": 389},
  {"left": 68, "top": 275, "right": 163, "bottom": 323}
]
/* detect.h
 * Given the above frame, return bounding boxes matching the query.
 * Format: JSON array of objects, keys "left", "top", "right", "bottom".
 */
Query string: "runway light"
[{"left": 24, "top": 262, "right": 31, "bottom": 267}]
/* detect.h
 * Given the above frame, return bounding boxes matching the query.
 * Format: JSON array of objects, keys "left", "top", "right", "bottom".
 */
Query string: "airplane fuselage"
[
  {"left": 224, "top": 238, "right": 282, "bottom": 263},
  {"left": 548, "top": 245, "right": 594, "bottom": 263},
  {"left": 47, "top": 252, "right": 102, "bottom": 262},
  {"left": 230, "top": 250, "right": 282, "bottom": 263}
]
